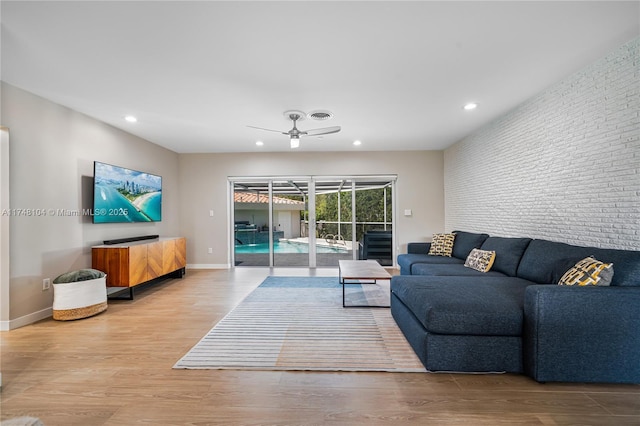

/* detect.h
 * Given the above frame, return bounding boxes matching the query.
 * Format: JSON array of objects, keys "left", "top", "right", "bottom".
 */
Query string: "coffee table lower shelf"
[{"left": 338, "top": 260, "right": 392, "bottom": 308}]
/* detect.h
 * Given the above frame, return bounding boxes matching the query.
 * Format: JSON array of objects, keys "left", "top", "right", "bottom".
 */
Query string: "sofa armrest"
[
  {"left": 524, "top": 285, "right": 640, "bottom": 383},
  {"left": 407, "top": 242, "right": 431, "bottom": 254}
]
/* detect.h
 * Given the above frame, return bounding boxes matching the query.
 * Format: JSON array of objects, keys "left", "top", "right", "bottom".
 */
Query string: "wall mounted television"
[{"left": 93, "top": 161, "right": 162, "bottom": 223}]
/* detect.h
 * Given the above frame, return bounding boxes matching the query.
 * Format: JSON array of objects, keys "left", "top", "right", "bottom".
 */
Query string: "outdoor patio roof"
[
  {"left": 234, "top": 192, "right": 305, "bottom": 205},
  {"left": 233, "top": 179, "right": 393, "bottom": 197}
]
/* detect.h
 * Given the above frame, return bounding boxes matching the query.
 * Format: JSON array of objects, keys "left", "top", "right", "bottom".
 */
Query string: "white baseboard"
[
  {"left": 0, "top": 307, "right": 52, "bottom": 330},
  {"left": 187, "top": 263, "right": 230, "bottom": 270}
]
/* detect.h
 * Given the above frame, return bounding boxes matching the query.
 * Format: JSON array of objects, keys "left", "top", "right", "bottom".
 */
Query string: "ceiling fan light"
[{"left": 290, "top": 136, "right": 300, "bottom": 149}]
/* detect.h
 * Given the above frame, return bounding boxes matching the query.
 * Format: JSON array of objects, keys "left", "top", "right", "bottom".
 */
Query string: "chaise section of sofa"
[
  {"left": 392, "top": 234, "right": 535, "bottom": 372},
  {"left": 391, "top": 275, "right": 532, "bottom": 372}
]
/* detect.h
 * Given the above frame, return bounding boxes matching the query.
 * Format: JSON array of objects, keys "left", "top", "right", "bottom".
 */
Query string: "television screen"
[{"left": 93, "top": 161, "right": 162, "bottom": 223}]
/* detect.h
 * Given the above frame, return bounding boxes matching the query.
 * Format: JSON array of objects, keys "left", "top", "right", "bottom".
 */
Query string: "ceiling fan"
[{"left": 248, "top": 110, "right": 341, "bottom": 148}]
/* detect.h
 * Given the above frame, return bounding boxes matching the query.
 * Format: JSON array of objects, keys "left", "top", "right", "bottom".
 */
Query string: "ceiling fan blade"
[
  {"left": 303, "top": 126, "right": 341, "bottom": 137},
  {"left": 247, "top": 125, "right": 288, "bottom": 134}
]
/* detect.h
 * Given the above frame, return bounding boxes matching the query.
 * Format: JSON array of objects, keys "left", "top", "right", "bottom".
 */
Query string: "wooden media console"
[{"left": 92, "top": 236, "right": 186, "bottom": 299}]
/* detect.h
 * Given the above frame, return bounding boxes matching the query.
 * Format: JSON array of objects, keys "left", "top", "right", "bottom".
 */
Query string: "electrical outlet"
[
  {"left": 42, "top": 278, "right": 51, "bottom": 291},
  {"left": 208, "top": 248, "right": 213, "bottom": 254}
]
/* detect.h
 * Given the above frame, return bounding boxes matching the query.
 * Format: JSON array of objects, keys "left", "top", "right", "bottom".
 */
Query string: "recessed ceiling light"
[
  {"left": 124, "top": 115, "right": 138, "bottom": 122},
  {"left": 463, "top": 103, "right": 478, "bottom": 111},
  {"left": 255, "top": 141, "right": 264, "bottom": 146},
  {"left": 353, "top": 140, "right": 362, "bottom": 146}
]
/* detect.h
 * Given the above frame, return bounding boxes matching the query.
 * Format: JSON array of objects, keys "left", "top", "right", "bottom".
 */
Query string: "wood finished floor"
[{"left": 1, "top": 268, "right": 639, "bottom": 425}]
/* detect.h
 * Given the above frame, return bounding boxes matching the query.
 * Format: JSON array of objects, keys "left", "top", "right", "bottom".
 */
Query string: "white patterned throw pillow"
[{"left": 464, "top": 248, "right": 496, "bottom": 273}]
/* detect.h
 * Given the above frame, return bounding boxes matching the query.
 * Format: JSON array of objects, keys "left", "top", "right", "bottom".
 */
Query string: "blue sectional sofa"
[{"left": 392, "top": 231, "right": 640, "bottom": 383}]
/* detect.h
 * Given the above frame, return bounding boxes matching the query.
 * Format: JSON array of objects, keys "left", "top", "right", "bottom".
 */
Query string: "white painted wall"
[
  {"left": 1, "top": 128, "right": 10, "bottom": 330},
  {"left": 179, "top": 151, "right": 445, "bottom": 267},
  {"left": 444, "top": 38, "right": 639, "bottom": 250},
  {"left": 1, "top": 83, "right": 180, "bottom": 327}
]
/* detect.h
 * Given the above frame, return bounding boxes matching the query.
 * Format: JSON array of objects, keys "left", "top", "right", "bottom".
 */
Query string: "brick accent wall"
[{"left": 444, "top": 38, "right": 639, "bottom": 250}]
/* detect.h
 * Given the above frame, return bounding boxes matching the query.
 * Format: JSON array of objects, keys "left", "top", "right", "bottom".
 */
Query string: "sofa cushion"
[
  {"left": 411, "top": 263, "right": 506, "bottom": 277},
  {"left": 428, "top": 233, "right": 456, "bottom": 257},
  {"left": 451, "top": 231, "right": 490, "bottom": 260},
  {"left": 397, "top": 253, "right": 465, "bottom": 275},
  {"left": 407, "top": 242, "right": 431, "bottom": 254},
  {"left": 391, "top": 276, "right": 532, "bottom": 336},
  {"left": 480, "top": 237, "right": 532, "bottom": 277},
  {"left": 518, "top": 239, "right": 640, "bottom": 286},
  {"left": 558, "top": 256, "right": 614, "bottom": 286}
]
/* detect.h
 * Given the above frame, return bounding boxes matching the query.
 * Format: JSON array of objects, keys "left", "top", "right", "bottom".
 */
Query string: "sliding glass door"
[
  {"left": 314, "top": 179, "right": 354, "bottom": 267},
  {"left": 230, "top": 175, "right": 396, "bottom": 268},
  {"left": 272, "top": 179, "right": 309, "bottom": 267},
  {"left": 233, "top": 181, "right": 271, "bottom": 266},
  {"left": 354, "top": 180, "right": 394, "bottom": 266}
]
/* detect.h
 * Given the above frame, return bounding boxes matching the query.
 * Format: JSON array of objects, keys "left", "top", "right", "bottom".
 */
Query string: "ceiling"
[{"left": 2, "top": 1, "right": 638, "bottom": 153}]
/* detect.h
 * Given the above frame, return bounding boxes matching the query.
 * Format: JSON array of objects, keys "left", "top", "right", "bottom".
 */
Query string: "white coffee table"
[{"left": 338, "top": 260, "right": 392, "bottom": 308}]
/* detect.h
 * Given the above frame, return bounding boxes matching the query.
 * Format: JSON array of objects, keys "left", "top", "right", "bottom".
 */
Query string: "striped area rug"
[{"left": 173, "top": 276, "right": 426, "bottom": 372}]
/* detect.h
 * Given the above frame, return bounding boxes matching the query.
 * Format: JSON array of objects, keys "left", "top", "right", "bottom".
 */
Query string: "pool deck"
[
  {"left": 235, "top": 252, "right": 353, "bottom": 267},
  {"left": 283, "top": 237, "right": 353, "bottom": 251}
]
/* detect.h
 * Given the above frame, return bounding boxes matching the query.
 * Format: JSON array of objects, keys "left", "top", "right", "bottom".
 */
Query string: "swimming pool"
[{"left": 235, "top": 241, "right": 349, "bottom": 254}]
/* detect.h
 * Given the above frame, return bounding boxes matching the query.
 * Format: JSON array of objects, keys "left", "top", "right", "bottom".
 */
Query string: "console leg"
[{"left": 107, "top": 287, "right": 134, "bottom": 300}]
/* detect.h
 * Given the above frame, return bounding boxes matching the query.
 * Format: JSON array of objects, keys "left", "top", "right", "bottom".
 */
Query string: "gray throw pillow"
[{"left": 53, "top": 268, "right": 106, "bottom": 284}]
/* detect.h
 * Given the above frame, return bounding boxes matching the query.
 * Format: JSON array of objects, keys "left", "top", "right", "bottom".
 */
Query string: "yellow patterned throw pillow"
[
  {"left": 464, "top": 249, "right": 496, "bottom": 273},
  {"left": 428, "top": 233, "right": 456, "bottom": 257},
  {"left": 558, "top": 256, "right": 614, "bottom": 286}
]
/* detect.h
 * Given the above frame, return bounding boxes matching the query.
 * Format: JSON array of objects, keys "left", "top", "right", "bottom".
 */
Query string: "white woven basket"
[{"left": 52, "top": 276, "right": 107, "bottom": 320}]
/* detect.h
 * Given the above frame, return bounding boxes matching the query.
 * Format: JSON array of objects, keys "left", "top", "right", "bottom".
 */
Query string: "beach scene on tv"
[{"left": 93, "top": 162, "right": 162, "bottom": 223}]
